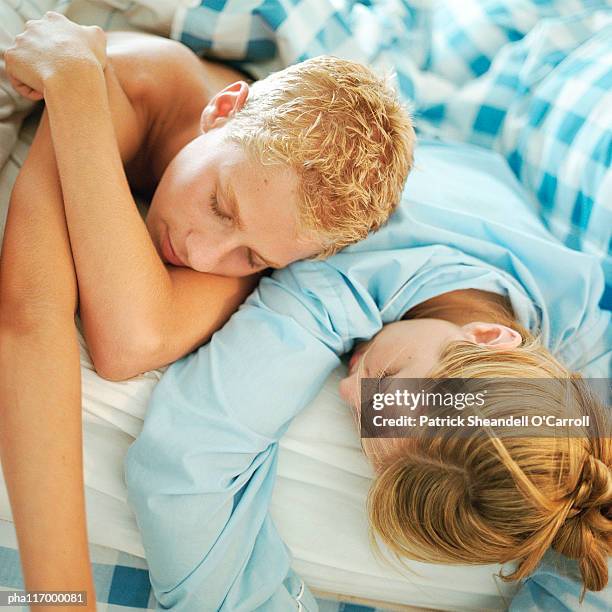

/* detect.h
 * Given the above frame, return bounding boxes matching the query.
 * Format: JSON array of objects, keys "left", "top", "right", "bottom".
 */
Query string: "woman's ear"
[
  {"left": 200, "top": 81, "right": 250, "bottom": 132},
  {"left": 462, "top": 322, "right": 522, "bottom": 350}
]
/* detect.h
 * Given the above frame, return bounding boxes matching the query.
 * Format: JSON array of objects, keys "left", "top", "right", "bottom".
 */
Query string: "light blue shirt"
[{"left": 124, "top": 139, "right": 610, "bottom": 610}]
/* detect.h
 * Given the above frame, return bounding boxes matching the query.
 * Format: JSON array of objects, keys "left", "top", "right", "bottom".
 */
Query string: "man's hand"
[{"left": 5, "top": 12, "right": 106, "bottom": 101}]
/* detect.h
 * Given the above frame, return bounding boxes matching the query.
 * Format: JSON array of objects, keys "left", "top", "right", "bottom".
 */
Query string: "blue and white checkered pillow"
[
  {"left": 0, "top": 542, "right": 392, "bottom": 612},
  {"left": 406, "top": 6, "right": 612, "bottom": 307}
]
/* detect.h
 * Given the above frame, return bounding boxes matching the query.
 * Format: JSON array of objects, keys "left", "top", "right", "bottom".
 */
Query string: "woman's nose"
[{"left": 339, "top": 373, "right": 357, "bottom": 404}]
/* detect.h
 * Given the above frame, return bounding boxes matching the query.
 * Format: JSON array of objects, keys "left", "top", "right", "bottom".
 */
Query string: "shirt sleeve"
[{"left": 123, "top": 261, "right": 380, "bottom": 610}]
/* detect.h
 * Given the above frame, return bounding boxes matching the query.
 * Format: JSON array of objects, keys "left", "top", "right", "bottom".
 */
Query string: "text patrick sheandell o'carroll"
[{"left": 358, "top": 378, "right": 610, "bottom": 439}]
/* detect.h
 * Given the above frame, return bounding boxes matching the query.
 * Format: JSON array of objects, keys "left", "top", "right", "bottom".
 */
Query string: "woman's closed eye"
[
  {"left": 376, "top": 367, "right": 398, "bottom": 383},
  {"left": 374, "top": 367, "right": 400, "bottom": 393},
  {"left": 360, "top": 358, "right": 395, "bottom": 381}
]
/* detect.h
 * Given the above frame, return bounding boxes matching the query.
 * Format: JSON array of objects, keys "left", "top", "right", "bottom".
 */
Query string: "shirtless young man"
[{"left": 0, "top": 12, "right": 414, "bottom": 609}]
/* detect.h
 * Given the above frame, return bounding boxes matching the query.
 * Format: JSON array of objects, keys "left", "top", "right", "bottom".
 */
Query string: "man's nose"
[{"left": 186, "top": 231, "right": 234, "bottom": 272}]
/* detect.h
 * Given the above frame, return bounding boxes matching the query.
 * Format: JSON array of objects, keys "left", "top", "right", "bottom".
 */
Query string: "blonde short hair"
[
  {"left": 368, "top": 331, "right": 612, "bottom": 596},
  {"left": 226, "top": 55, "right": 415, "bottom": 257}
]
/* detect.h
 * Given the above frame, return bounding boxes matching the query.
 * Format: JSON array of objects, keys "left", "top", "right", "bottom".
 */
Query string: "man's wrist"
[{"left": 43, "top": 57, "right": 104, "bottom": 96}]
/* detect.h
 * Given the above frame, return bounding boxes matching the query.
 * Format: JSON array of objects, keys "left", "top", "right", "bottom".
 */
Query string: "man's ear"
[
  {"left": 462, "top": 322, "right": 522, "bottom": 350},
  {"left": 200, "top": 81, "right": 250, "bottom": 132}
]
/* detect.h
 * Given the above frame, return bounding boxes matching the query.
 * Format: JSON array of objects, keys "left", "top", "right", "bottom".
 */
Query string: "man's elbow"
[
  {"left": 89, "top": 331, "right": 160, "bottom": 382},
  {"left": 93, "top": 359, "right": 136, "bottom": 382}
]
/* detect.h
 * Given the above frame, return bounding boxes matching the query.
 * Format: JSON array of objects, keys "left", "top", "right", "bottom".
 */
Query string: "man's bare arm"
[{"left": 6, "top": 20, "right": 259, "bottom": 379}]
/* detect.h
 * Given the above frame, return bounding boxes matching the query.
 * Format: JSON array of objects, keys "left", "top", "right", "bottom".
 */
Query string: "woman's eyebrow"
[{"left": 222, "top": 180, "right": 281, "bottom": 269}]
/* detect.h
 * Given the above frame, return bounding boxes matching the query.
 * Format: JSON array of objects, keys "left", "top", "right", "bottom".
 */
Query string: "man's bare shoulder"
[
  {"left": 106, "top": 32, "right": 209, "bottom": 108},
  {"left": 107, "top": 32, "right": 250, "bottom": 119}
]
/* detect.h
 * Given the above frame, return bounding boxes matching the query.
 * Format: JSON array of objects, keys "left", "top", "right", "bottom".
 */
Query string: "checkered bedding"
[
  {"left": 0, "top": 542, "right": 389, "bottom": 612},
  {"left": 173, "top": 0, "right": 612, "bottom": 310}
]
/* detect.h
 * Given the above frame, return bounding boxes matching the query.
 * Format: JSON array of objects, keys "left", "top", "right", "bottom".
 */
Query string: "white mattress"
[{"left": 0, "top": 87, "right": 518, "bottom": 612}]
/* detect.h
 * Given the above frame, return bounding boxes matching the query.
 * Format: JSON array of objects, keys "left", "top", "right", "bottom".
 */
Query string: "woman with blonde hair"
[{"left": 339, "top": 287, "right": 611, "bottom": 601}]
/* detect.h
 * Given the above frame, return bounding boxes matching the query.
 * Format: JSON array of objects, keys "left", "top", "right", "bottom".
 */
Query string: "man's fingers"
[
  {"left": 7, "top": 73, "right": 21, "bottom": 92},
  {"left": 8, "top": 74, "right": 42, "bottom": 101},
  {"left": 24, "top": 88, "right": 44, "bottom": 101},
  {"left": 45, "top": 11, "right": 65, "bottom": 20}
]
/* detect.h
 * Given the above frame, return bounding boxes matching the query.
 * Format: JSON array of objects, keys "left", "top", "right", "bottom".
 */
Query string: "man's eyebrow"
[
  {"left": 221, "top": 181, "right": 245, "bottom": 231},
  {"left": 222, "top": 180, "right": 281, "bottom": 269}
]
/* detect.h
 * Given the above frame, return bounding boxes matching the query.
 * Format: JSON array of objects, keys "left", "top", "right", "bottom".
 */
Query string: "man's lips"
[{"left": 162, "top": 231, "right": 184, "bottom": 266}]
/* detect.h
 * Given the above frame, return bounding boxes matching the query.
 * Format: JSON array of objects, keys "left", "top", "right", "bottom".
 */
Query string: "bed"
[
  {"left": 0, "top": 1, "right": 610, "bottom": 610},
  {"left": 0, "top": 100, "right": 518, "bottom": 612}
]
